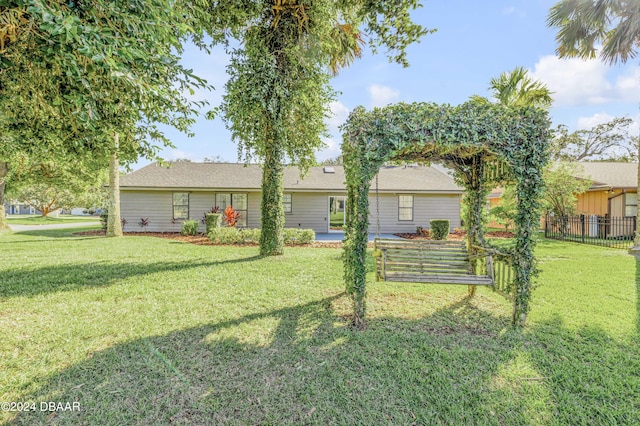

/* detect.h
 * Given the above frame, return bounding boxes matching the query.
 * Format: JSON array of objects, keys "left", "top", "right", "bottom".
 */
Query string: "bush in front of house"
[
  {"left": 205, "top": 213, "right": 223, "bottom": 234},
  {"left": 181, "top": 220, "right": 199, "bottom": 236},
  {"left": 430, "top": 219, "right": 450, "bottom": 240},
  {"left": 208, "top": 228, "right": 315, "bottom": 245},
  {"left": 283, "top": 228, "right": 315, "bottom": 245}
]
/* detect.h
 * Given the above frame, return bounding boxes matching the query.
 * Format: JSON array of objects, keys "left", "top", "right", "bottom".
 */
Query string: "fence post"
[{"left": 580, "top": 214, "right": 585, "bottom": 243}]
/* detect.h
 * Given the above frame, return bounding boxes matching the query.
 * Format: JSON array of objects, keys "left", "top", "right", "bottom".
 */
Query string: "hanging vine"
[{"left": 341, "top": 100, "right": 551, "bottom": 327}]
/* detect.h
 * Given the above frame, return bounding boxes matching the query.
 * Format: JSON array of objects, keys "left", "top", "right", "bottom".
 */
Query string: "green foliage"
[
  {"left": 283, "top": 228, "right": 315, "bottom": 245},
  {"left": 205, "top": 213, "right": 223, "bottom": 234},
  {"left": 213, "top": 0, "right": 431, "bottom": 256},
  {"left": 342, "top": 100, "right": 551, "bottom": 326},
  {"left": 490, "top": 186, "right": 518, "bottom": 232},
  {"left": 181, "top": 220, "right": 199, "bottom": 236},
  {"left": 488, "top": 67, "right": 553, "bottom": 108},
  {"left": 430, "top": 220, "right": 450, "bottom": 240},
  {"left": 99, "top": 209, "right": 108, "bottom": 231},
  {"left": 208, "top": 228, "right": 260, "bottom": 244},
  {"left": 543, "top": 162, "right": 593, "bottom": 217},
  {"left": 548, "top": 0, "right": 639, "bottom": 64},
  {"left": 208, "top": 227, "right": 315, "bottom": 245}
]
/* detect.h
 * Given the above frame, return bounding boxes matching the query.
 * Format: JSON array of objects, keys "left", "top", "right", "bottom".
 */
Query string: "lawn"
[
  {"left": 1, "top": 228, "right": 638, "bottom": 424},
  {"left": 6, "top": 215, "right": 99, "bottom": 225}
]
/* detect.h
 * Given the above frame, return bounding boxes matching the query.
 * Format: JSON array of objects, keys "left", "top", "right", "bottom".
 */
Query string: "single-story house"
[
  {"left": 4, "top": 201, "right": 37, "bottom": 215},
  {"left": 573, "top": 162, "right": 637, "bottom": 218},
  {"left": 119, "top": 162, "right": 463, "bottom": 234}
]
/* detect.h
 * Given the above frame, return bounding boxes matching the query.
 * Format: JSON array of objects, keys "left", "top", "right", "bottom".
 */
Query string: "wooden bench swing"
[
  {"left": 372, "top": 238, "right": 494, "bottom": 286},
  {"left": 369, "top": 175, "right": 512, "bottom": 293}
]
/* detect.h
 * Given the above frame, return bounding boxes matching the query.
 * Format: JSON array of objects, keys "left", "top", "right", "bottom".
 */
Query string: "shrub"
[
  {"left": 283, "top": 228, "right": 315, "bottom": 245},
  {"left": 201, "top": 206, "right": 220, "bottom": 225},
  {"left": 208, "top": 228, "right": 315, "bottom": 245},
  {"left": 181, "top": 220, "right": 199, "bottom": 236},
  {"left": 430, "top": 219, "right": 450, "bottom": 240},
  {"left": 138, "top": 218, "right": 149, "bottom": 229},
  {"left": 223, "top": 205, "right": 240, "bottom": 227},
  {"left": 205, "top": 213, "right": 223, "bottom": 234},
  {"left": 208, "top": 227, "right": 260, "bottom": 244},
  {"left": 99, "top": 209, "right": 108, "bottom": 230}
]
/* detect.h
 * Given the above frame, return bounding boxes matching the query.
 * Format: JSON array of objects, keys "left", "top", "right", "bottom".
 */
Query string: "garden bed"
[{"left": 73, "top": 229, "right": 347, "bottom": 248}]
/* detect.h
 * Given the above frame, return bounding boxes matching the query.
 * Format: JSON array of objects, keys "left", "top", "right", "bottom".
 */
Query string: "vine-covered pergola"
[{"left": 342, "top": 101, "right": 551, "bottom": 327}]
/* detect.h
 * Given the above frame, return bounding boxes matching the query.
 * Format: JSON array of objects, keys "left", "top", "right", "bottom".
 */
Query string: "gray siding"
[
  {"left": 284, "top": 192, "right": 336, "bottom": 233},
  {"left": 367, "top": 193, "right": 461, "bottom": 234},
  {"left": 120, "top": 191, "right": 174, "bottom": 232},
  {"left": 120, "top": 190, "right": 460, "bottom": 234}
]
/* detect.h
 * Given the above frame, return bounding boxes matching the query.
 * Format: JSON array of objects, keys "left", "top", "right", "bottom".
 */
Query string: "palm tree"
[
  {"left": 488, "top": 67, "right": 553, "bottom": 108},
  {"left": 547, "top": 0, "right": 639, "bottom": 64},
  {"left": 547, "top": 0, "right": 640, "bottom": 252}
]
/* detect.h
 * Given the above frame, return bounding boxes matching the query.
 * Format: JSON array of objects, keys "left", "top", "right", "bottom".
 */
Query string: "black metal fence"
[{"left": 544, "top": 215, "right": 635, "bottom": 249}]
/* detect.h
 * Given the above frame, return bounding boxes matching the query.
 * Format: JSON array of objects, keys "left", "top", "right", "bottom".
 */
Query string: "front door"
[{"left": 328, "top": 196, "right": 347, "bottom": 233}]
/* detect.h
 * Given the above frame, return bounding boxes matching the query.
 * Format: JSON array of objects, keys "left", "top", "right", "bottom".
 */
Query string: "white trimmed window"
[
  {"left": 215, "top": 193, "right": 248, "bottom": 227},
  {"left": 283, "top": 193, "right": 292, "bottom": 213},
  {"left": 398, "top": 195, "right": 414, "bottom": 221},
  {"left": 173, "top": 193, "right": 189, "bottom": 220},
  {"left": 625, "top": 193, "right": 637, "bottom": 217}
]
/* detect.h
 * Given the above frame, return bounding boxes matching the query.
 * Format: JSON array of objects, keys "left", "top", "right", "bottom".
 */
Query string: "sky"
[{"left": 135, "top": 0, "right": 640, "bottom": 170}]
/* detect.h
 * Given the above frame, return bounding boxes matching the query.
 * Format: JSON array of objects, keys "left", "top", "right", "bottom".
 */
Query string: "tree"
[
  {"left": 550, "top": 116, "right": 635, "bottom": 161},
  {"left": 543, "top": 162, "right": 593, "bottom": 217},
  {"left": 490, "top": 186, "right": 517, "bottom": 232},
  {"left": 487, "top": 66, "right": 554, "bottom": 108},
  {"left": 547, "top": 0, "right": 639, "bottom": 64},
  {"left": 212, "top": 1, "right": 432, "bottom": 255},
  {"left": 1, "top": 2, "right": 210, "bottom": 236},
  {"left": 7, "top": 153, "right": 106, "bottom": 217},
  {"left": 547, "top": 0, "right": 640, "bottom": 251}
]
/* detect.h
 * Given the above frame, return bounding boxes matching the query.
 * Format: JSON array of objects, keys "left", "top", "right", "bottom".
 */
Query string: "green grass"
[
  {"left": 1, "top": 229, "right": 638, "bottom": 424},
  {"left": 6, "top": 215, "right": 99, "bottom": 225}
]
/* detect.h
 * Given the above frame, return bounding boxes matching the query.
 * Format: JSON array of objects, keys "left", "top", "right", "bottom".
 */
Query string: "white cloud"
[
  {"left": 368, "top": 84, "right": 400, "bottom": 108},
  {"left": 530, "top": 55, "right": 613, "bottom": 106},
  {"left": 326, "top": 101, "right": 350, "bottom": 132},
  {"left": 615, "top": 67, "right": 640, "bottom": 102},
  {"left": 316, "top": 137, "right": 342, "bottom": 161},
  {"left": 165, "top": 149, "right": 194, "bottom": 161},
  {"left": 576, "top": 113, "right": 616, "bottom": 130}
]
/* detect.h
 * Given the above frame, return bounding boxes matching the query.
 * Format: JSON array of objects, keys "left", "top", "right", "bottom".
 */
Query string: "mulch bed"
[
  {"left": 72, "top": 230, "right": 347, "bottom": 248},
  {"left": 73, "top": 229, "right": 514, "bottom": 248}
]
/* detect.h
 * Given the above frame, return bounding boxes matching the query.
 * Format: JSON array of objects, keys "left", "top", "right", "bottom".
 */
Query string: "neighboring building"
[
  {"left": 4, "top": 201, "right": 36, "bottom": 215},
  {"left": 573, "top": 162, "right": 637, "bottom": 218},
  {"left": 119, "top": 162, "right": 463, "bottom": 234},
  {"left": 488, "top": 162, "right": 638, "bottom": 231}
]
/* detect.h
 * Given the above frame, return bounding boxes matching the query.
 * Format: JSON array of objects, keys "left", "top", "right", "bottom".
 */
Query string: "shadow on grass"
[
  {"left": 9, "top": 294, "right": 639, "bottom": 425},
  {"left": 1, "top": 256, "right": 263, "bottom": 298}
]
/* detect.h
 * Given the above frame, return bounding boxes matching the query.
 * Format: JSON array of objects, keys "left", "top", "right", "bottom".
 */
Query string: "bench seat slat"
[{"left": 375, "top": 237, "right": 494, "bottom": 286}]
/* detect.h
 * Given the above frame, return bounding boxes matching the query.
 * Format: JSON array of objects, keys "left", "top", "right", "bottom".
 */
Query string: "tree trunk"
[
  {"left": 0, "top": 161, "right": 8, "bottom": 230},
  {"left": 259, "top": 140, "right": 285, "bottom": 255},
  {"left": 106, "top": 134, "right": 123, "bottom": 237},
  {"left": 630, "top": 141, "right": 640, "bottom": 254}
]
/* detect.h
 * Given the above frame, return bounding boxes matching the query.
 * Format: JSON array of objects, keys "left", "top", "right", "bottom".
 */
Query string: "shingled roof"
[
  {"left": 576, "top": 162, "right": 637, "bottom": 190},
  {"left": 120, "top": 162, "right": 462, "bottom": 193}
]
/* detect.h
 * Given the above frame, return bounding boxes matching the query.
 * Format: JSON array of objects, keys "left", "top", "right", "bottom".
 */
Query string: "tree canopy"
[{"left": 210, "top": 0, "right": 432, "bottom": 255}]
